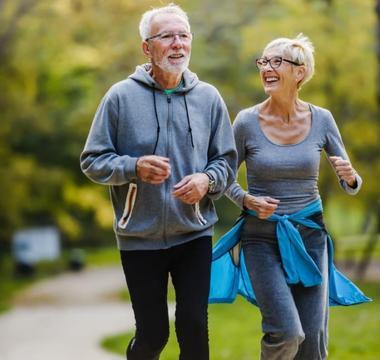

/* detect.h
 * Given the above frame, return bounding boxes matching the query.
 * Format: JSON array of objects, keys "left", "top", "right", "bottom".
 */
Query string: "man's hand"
[
  {"left": 172, "top": 173, "right": 209, "bottom": 204},
  {"left": 136, "top": 156, "right": 171, "bottom": 184},
  {"left": 329, "top": 156, "right": 357, "bottom": 187},
  {"left": 243, "top": 194, "right": 280, "bottom": 219}
]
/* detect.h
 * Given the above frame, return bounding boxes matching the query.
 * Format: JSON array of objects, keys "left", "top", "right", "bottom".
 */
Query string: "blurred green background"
[
  {"left": 0, "top": 0, "right": 379, "bottom": 247},
  {"left": 0, "top": 0, "right": 379, "bottom": 358},
  {"left": 1, "top": 0, "right": 379, "bottom": 248}
]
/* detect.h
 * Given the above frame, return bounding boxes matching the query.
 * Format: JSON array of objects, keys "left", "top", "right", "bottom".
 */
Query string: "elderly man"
[{"left": 80, "top": 3, "right": 236, "bottom": 360}]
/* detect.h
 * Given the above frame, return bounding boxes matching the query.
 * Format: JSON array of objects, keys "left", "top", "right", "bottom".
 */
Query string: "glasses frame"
[
  {"left": 255, "top": 56, "right": 303, "bottom": 70},
  {"left": 145, "top": 31, "right": 194, "bottom": 43}
]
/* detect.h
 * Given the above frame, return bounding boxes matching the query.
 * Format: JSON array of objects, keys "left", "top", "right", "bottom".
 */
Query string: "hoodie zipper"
[{"left": 162, "top": 94, "right": 172, "bottom": 246}]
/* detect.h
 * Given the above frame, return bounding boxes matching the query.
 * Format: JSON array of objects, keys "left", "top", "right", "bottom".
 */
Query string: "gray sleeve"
[
  {"left": 324, "top": 111, "right": 362, "bottom": 195},
  {"left": 80, "top": 92, "right": 138, "bottom": 185},
  {"left": 225, "top": 113, "right": 248, "bottom": 208},
  {"left": 203, "top": 92, "right": 237, "bottom": 200}
]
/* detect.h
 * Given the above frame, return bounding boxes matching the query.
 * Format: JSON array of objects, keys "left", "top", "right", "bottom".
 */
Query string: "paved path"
[
  {"left": 1, "top": 262, "right": 378, "bottom": 360},
  {"left": 0, "top": 266, "right": 174, "bottom": 360}
]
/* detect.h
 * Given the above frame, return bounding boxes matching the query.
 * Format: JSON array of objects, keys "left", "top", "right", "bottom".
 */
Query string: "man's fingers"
[
  {"left": 149, "top": 165, "right": 170, "bottom": 177},
  {"left": 148, "top": 178, "right": 167, "bottom": 184},
  {"left": 173, "top": 176, "right": 191, "bottom": 190},
  {"left": 147, "top": 158, "right": 171, "bottom": 171},
  {"left": 172, "top": 185, "right": 191, "bottom": 197},
  {"left": 157, "top": 156, "right": 170, "bottom": 162},
  {"left": 178, "top": 194, "right": 201, "bottom": 205},
  {"left": 137, "top": 156, "right": 171, "bottom": 184},
  {"left": 142, "top": 169, "right": 169, "bottom": 183},
  {"left": 143, "top": 176, "right": 166, "bottom": 184},
  {"left": 148, "top": 155, "right": 170, "bottom": 162},
  {"left": 138, "top": 155, "right": 170, "bottom": 166}
]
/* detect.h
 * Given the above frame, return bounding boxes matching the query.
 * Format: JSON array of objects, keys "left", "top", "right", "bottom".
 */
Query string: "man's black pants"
[{"left": 120, "top": 236, "right": 212, "bottom": 360}]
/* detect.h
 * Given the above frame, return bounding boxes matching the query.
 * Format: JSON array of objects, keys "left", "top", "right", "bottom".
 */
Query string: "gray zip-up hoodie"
[{"left": 80, "top": 64, "right": 237, "bottom": 250}]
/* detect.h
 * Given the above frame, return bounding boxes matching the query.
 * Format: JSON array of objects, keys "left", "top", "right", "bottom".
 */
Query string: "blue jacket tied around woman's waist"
[{"left": 209, "top": 199, "right": 371, "bottom": 306}]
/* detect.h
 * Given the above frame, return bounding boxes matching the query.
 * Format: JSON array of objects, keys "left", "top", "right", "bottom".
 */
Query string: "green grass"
[
  {"left": 334, "top": 234, "right": 380, "bottom": 262},
  {"left": 0, "top": 272, "right": 29, "bottom": 313},
  {"left": 328, "top": 282, "right": 379, "bottom": 359},
  {"left": 85, "top": 246, "right": 120, "bottom": 266},
  {"left": 102, "top": 283, "right": 380, "bottom": 360}
]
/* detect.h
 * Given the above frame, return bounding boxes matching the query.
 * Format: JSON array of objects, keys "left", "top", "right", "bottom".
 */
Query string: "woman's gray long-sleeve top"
[{"left": 226, "top": 104, "right": 362, "bottom": 214}]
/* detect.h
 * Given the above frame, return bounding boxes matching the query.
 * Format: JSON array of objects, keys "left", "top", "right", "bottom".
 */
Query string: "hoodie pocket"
[
  {"left": 193, "top": 202, "right": 207, "bottom": 226},
  {"left": 118, "top": 183, "right": 137, "bottom": 229}
]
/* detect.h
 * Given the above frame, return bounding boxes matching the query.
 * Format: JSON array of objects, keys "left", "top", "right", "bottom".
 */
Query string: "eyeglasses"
[
  {"left": 145, "top": 31, "right": 193, "bottom": 45},
  {"left": 255, "top": 56, "right": 303, "bottom": 70}
]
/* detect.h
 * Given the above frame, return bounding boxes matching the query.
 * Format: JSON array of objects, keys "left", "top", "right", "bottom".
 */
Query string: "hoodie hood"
[{"left": 128, "top": 63, "right": 199, "bottom": 93}]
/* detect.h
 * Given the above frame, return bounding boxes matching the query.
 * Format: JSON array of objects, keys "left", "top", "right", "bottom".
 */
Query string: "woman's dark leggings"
[{"left": 120, "top": 236, "right": 212, "bottom": 360}]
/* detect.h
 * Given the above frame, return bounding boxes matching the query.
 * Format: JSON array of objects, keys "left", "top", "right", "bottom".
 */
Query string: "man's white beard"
[{"left": 156, "top": 54, "right": 190, "bottom": 74}]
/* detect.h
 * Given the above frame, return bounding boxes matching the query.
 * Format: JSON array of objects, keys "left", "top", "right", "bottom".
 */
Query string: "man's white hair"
[
  {"left": 139, "top": 3, "right": 190, "bottom": 41},
  {"left": 263, "top": 33, "right": 315, "bottom": 88}
]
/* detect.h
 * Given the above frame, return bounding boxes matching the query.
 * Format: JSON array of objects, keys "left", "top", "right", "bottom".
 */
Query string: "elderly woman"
[{"left": 216, "top": 34, "right": 369, "bottom": 359}]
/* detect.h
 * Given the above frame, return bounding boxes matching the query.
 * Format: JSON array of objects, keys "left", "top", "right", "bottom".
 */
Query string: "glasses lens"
[
  {"left": 159, "top": 32, "right": 192, "bottom": 44},
  {"left": 270, "top": 57, "right": 283, "bottom": 68},
  {"left": 158, "top": 33, "right": 174, "bottom": 43},
  {"left": 256, "top": 58, "right": 267, "bottom": 69},
  {"left": 179, "top": 32, "right": 192, "bottom": 42}
]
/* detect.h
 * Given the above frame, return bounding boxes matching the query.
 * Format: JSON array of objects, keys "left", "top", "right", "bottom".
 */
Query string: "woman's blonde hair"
[{"left": 263, "top": 33, "right": 315, "bottom": 88}]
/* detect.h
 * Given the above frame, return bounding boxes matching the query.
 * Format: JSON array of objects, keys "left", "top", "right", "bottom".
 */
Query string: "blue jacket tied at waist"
[{"left": 209, "top": 199, "right": 371, "bottom": 306}]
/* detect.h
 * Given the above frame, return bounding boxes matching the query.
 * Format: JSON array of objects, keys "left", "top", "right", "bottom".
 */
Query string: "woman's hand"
[
  {"left": 243, "top": 194, "right": 280, "bottom": 219},
  {"left": 329, "top": 156, "right": 357, "bottom": 187}
]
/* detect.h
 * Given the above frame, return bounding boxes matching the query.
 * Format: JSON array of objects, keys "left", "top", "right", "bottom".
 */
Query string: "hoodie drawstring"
[
  {"left": 183, "top": 93, "right": 194, "bottom": 148},
  {"left": 152, "top": 85, "right": 160, "bottom": 155},
  {"left": 151, "top": 85, "right": 194, "bottom": 154}
]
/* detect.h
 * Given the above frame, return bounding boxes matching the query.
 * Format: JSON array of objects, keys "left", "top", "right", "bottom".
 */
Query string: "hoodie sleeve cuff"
[
  {"left": 124, "top": 156, "right": 138, "bottom": 180},
  {"left": 204, "top": 169, "right": 225, "bottom": 200}
]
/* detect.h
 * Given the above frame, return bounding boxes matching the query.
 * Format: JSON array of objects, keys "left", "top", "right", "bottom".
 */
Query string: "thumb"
[
  {"left": 173, "top": 175, "right": 190, "bottom": 189},
  {"left": 266, "top": 197, "right": 280, "bottom": 204}
]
